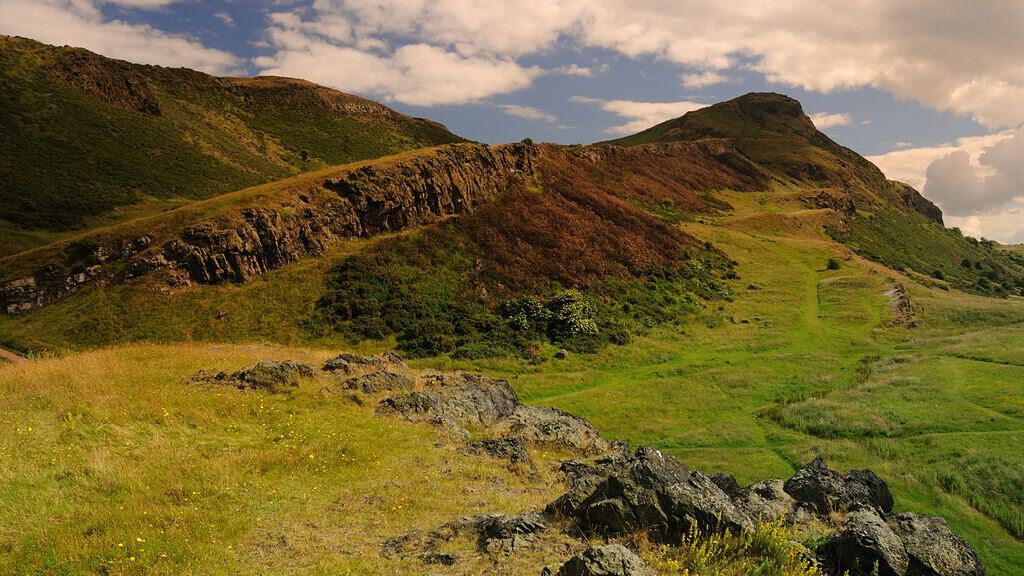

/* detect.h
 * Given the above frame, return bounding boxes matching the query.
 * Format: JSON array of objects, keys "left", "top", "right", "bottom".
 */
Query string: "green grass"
[
  {"left": 3, "top": 176, "right": 1023, "bottom": 572},
  {"left": 0, "top": 344, "right": 577, "bottom": 575},
  {"left": 0, "top": 37, "right": 461, "bottom": 239},
  {"left": 832, "top": 209, "right": 1024, "bottom": 297}
]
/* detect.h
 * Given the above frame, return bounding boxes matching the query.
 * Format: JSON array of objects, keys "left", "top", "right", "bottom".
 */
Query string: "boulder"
[
  {"left": 820, "top": 509, "right": 909, "bottom": 576},
  {"left": 377, "top": 373, "right": 519, "bottom": 432},
  {"left": 889, "top": 513, "right": 984, "bottom": 576},
  {"left": 323, "top": 351, "right": 405, "bottom": 373},
  {"left": 567, "top": 447, "right": 754, "bottom": 542},
  {"left": 784, "top": 456, "right": 893, "bottom": 514},
  {"left": 343, "top": 370, "right": 413, "bottom": 393},
  {"left": 735, "top": 479, "right": 797, "bottom": 523},
  {"left": 188, "top": 360, "right": 314, "bottom": 392},
  {"left": 509, "top": 405, "right": 610, "bottom": 454},
  {"left": 549, "top": 544, "right": 655, "bottom": 576},
  {"left": 464, "top": 437, "right": 534, "bottom": 469}
]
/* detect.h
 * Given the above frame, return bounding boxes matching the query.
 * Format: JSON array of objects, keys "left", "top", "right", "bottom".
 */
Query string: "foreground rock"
[
  {"left": 821, "top": 509, "right": 909, "bottom": 576},
  {"left": 784, "top": 456, "right": 894, "bottom": 515},
  {"left": 187, "top": 360, "right": 314, "bottom": 392},
  {"left": 889, "top": 513, "right": 984, "bottom": 576},
  {"left": 383, "top": 512, "right": 547, "bottom": 564},
  {"left": 556, "top": 446, "right": 755, "bottom": 542},
  {"left": 546, "top": 544, "right": 655, "bottom": 576}
]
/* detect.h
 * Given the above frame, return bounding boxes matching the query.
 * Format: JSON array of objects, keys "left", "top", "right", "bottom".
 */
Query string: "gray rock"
[
  {"left": 568, "top": 446, "right": 755, "bottom": 542},
  {"left": 323, "top": 351, "right": 405, "bottom": 373},
  {"left": 820, "top": 509, "right": 909, "bottom": 576},
  {"left": 509, "top": 405, "right": 610, "bottom": 455},
  {"left": 188, "top": 360, "right": 314, "bottom": 392},
  {"left": 784, "top": 456, "right": 894, "bottom": 514},
  {"left": 343, "top": 370, "right": 413, "bottom": 393},
  {"left": 889, "top": 512, "right": 984, "bottom": 576},
  {"left": 378, "top": 373, "right": 519, "bottom": 432},
  {"left": 555, "top": 349, "right": 569, "bottom": 360},
  {"left": 553, "top": 544, "right": 655, "bottom": 576},
  {"left": 464, "top": 437, "right": 534, "bottom": 468},
  {"left": 735, "top": 479, "right": 796, "bottom": 523}
]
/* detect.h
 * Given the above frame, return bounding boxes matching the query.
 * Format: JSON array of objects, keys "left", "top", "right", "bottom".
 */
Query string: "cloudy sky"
[{"left": 1, "top": 0, "right": 1022, "bottom": 242}]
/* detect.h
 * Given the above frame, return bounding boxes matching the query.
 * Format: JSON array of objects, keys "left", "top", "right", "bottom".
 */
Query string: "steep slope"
[
  {"left": 609, "top": 92, "right": 1024, "bottom": 296},
  {"left": 0, "top": 139, "right": 766, "bottom": 355},
  {"left": 0, "top": 36, "right": 463, "bottom": 244}
]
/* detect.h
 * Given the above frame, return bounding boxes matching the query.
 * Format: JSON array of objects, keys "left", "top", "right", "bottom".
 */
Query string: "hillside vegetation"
[
  {"left": 0, "top": 36, "right": 462, "bottom": 249},
  {"left": 1, "top": 72, "right": 1023, "bottom": 574}
]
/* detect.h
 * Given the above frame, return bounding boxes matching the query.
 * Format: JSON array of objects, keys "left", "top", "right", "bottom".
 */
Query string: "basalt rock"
[
  {"left": 508, "top": 405, "right": 610, "bottom": 455},
  {"left": 784, "top": 456, "right": 894, "bottom": 515},
  {"left": 384, "top": 512, "right": 546, "bottom": 564},
  {"left": 377, "top": 373, "right": 520, "bottom": 432},
  {"left": 322, "top": 351, "right": 406, "bottom": 373},
  {"left": 342, "top": 370, "right": 414, "bottom": 394},
  {"left": 463, "top": 437, "right": 535, "bottom": 469},
  {"left": 2, "top": 143, "right": 537, "bottom": 313},
  {"left": 565, "top": 446, "right": 755, "bottom": 542},
  {"left": 820, "top": 509, "right": 909, "bottom": 576},
  {"left": 547, "top": 544, "right": 655, "bottom": 576},
  {"left": 889, "top": 513, "right": 984, "bottom": 576},
  {"left": 188, "top": 360, "right": 314, "bottom": 392}
]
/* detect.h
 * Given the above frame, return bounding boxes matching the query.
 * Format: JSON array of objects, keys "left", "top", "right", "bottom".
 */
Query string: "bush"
[
  {"left": 398, "top": 320, "right": 456, "bottom": 357},
  {"left": 826, "top": 258, "right": 841, "bottom": 270}
]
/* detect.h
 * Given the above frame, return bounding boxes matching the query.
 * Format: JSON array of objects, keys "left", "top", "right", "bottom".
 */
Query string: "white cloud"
[
  {"left": 809, "top": 112, "right": 852, "bottom": 129},
  {"left": 496, "top": 104, "right": 557, "bottom": 123},
  {"left": 868, "top": 131, "right": 1015, "bottom": 191},
  {"left": 213, "top": 11, "right": 235, "bottom": 27},
  {"left": 571, "top": 96, "right": 707, "bottom": 134},
  {"left": 273, "top": 1, "right": 1024, "bottom": 127},
  {"left": 102, "top": 0, "right": 181, "bottom": 7},
  {"left": 681, "top": 70, "right": 727, "bottom": 89},
  {"left": 0, "top": 0, "right": 240, "bottom": 74},
  {"left": 923, "top": 129, "right": 1024, "bottom": 216},
  {"left": 869, "top": 130, "right": 1024, "bottom": 243}
]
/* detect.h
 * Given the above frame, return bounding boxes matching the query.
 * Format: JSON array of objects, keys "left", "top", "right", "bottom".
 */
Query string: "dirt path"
[{"left": 0, "top": 346, "right": 25, "bottom": 363}]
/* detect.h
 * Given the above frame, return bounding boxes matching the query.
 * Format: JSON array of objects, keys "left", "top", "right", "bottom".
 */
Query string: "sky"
[{"left": 0, "top": 0, "right": 1021, "bottom": 243}]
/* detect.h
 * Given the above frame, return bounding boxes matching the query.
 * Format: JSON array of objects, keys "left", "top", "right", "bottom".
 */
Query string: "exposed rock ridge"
[{"left": 1, "top": 143, "right": 537, "bottom": 312}]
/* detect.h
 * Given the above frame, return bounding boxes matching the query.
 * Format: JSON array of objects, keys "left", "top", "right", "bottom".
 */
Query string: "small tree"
[{"left": 826, "top": 258, "right": 841, "bottom": 270}]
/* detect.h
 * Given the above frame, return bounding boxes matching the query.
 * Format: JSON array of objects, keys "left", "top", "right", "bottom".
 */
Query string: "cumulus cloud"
[
  {"left": 255, "top": 9, "right": 542, "bottom": 106},
  {"left": 571, "top": 96, "right": 706, "bottom": 134},
  {"left": 870, "top": 129, "right": 1024, "bottom": 243},
  {"left": 0, "top": 0, "right": 240, "bottom": 74},
  {"left": 923, "top": 129, "right": 1024, "bottom": 216},
  {"left": 809, "top": 112, "right": 852, "bottom": 129},
  {"left": 496, "top": 104, "right": 558, "bottom": 123},
  {"left": 265, "top": 1, "right": 1024, "bottom": 127},
  {"left": 680, "top": 70, "right": 728, "bottom": 89}
]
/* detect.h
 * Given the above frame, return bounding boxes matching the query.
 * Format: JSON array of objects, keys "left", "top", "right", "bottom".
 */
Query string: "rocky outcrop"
[
  {"left": 556, "top": 446, "right": 756, "bottom": 542},
  {"left": 1, "top": 143, "right": 537, "bottom": 314},
  {"left": 783, "top": 456, "right": 894, "bottom": 515},
  {"left": 889, "top": 513, "right": 984, "bottom": 576},
  {"left": 187, "top": 360, "right": 315, "bottom": 392},
  {"left": 377, "top": 373, "right": 521, "bottom": 432},
  {"left": 383, "top": 512, "right": 547, "bottom": 564},
  {"left": 893, "top": 181, "right": 943, "bottom": 224},
  {"left": 886, "top": 282, "right": 918, "bottom": 328},
  {"left": 341, "top": 370, "right": 413, "bottom": 394},
  {"left": 821, "top": 509, "right": 910, "bottom": 576},
  {"left": 546, "top": 544, "right": 656, "bottom": 576}
]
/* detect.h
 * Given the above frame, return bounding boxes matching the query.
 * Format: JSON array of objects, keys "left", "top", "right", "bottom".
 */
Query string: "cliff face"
[{"left": 1, "top": 143, "right": 538, "bottom": 313}]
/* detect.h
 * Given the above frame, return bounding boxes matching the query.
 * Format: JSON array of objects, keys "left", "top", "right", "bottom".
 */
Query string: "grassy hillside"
[
  {"left": 0, "top": 36, "right": 462, "bottom": 250},
  {"left": 609, "top": 93, "right": 1024, "bottom": 297}
]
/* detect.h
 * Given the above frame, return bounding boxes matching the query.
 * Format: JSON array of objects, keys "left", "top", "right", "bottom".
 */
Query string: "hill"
[
  {"left": 2, "top": 84, "right": 1024, "bottom": 574},
  {"left": 0, "top": 36, "right": 463, "bottom": 253},
  {"left": 609, "top": 93, "right": 1024, "bottom": 297}
]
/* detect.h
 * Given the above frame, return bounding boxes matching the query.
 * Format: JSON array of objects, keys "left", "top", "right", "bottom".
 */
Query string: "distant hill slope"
[
  {"left": 0, "top": 36, "right": 463, "bottom": 238},
  {"left": 609, "top": 93, "right": 1024, "bottom": 297}
]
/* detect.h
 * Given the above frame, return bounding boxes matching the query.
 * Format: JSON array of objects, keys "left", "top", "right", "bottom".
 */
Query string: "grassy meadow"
[{"left": 1, "top": 190, "right": 1022, "bottom": 573}]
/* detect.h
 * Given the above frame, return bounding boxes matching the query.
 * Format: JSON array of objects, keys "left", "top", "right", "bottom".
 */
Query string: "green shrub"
[{"left": 827, "top": 258, "right": 841, "bottom": 270}]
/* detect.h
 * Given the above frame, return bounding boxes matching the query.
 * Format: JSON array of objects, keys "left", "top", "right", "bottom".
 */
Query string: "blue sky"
[{"left": 1, "top": 0, "right": 1021, "bottom": 242}]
